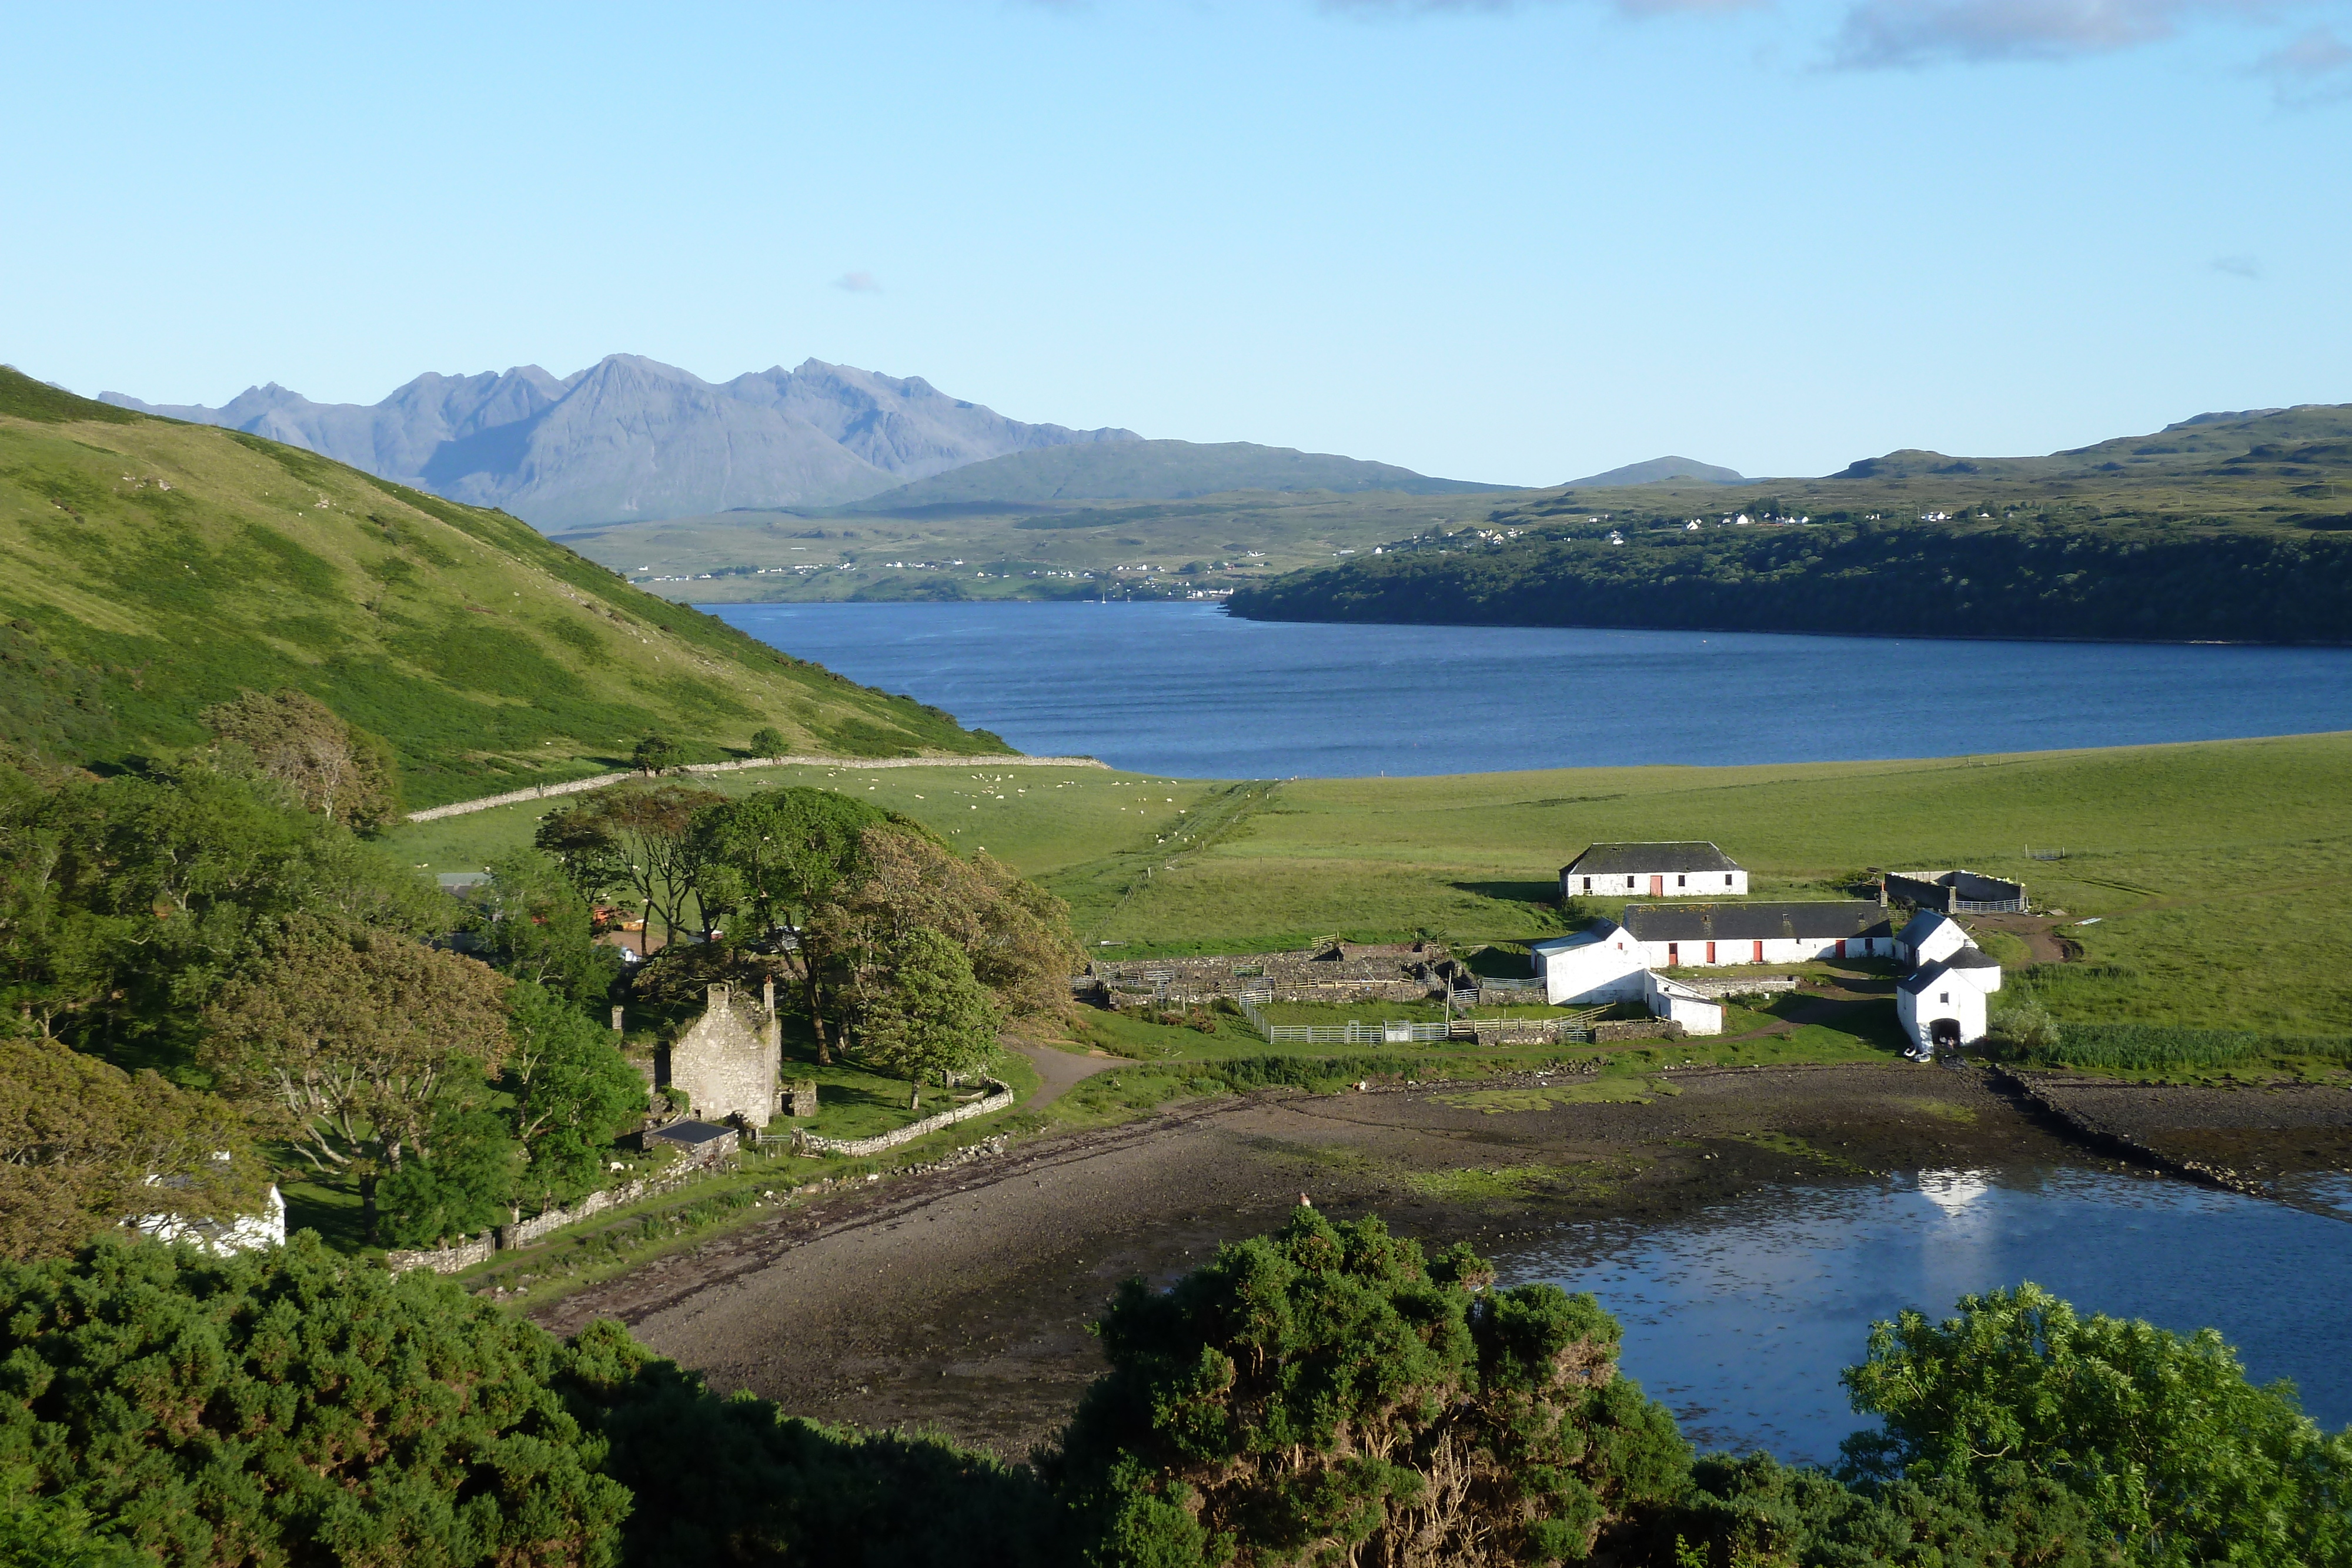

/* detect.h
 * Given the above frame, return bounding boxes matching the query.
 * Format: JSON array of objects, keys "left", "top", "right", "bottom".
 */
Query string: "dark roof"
[
  {"left": 646, "top": 1118, "right": 734, "bottom": 1146},
  {"left": 1621, "top": 901, "right": 1893, "bottom": 942},
  {"left": 1896, "top": 910, "right": 1950, "bottom": 948},
  {"left": 1900, "top": 946, "right": 1996, "bottom": 992},
  {"left": 1563, "top": 841, "right": 1741, "bottom": 877}
]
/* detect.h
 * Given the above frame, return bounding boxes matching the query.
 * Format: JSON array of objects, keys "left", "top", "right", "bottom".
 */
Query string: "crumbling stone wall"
[
  {"left": 1089, "top": 942, "right": 1457, "bottom": 1006},
  {"left": 663, "top": 981, "right": 780, "bottom": 1127}
]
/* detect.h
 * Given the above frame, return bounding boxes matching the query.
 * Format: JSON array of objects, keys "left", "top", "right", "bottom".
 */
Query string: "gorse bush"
[{"left": 6, "top": 1226, "right": 2346, "bottom": 1566}]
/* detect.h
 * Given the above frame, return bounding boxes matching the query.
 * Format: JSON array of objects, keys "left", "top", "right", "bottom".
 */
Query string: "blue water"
[
  {"left": 1499, "top": 1167, "right": 2352, "bottom": 1465},
  {"left": 709, "top": 601, "right": 2352, "bottom": 778}
]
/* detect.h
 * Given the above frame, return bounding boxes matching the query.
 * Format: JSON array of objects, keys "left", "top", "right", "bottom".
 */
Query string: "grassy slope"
[
  {"left": 0, "top": 369, "right": 1010, "bottom": 805},
  {"left": 386, "top": 732, "right": 2352, "bottom": 1036},
  {"left": 556, "top": 487, "right": 1521, "bottom": 604}
]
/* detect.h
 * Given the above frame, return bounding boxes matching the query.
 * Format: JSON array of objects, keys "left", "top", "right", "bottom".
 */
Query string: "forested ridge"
[{"left": 1228, "top": 520, "right": 2352, "bottom": 645}]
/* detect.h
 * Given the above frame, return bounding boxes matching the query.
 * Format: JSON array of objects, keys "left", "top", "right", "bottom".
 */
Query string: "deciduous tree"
[
  {"left": 202, "top": 922, "right": 510, "bottom": 1243},
  {"left": 536, "top": 783, "right": 724, "bottom": 951},
  {"left": 0, "top": 1038, "right": 265, "bottom": 1262},
  {"left": 466, "top": 848, "right": 623, "bottom": 1004},
  {"left": 504, "top": 980, "right": 648, "bottom": 1207},
  {"left": 857, "top": 927, "right": 1001, "bottom": 1111},
  {"left": 200, "top": 687, "right": 403, "bottom": 831}
]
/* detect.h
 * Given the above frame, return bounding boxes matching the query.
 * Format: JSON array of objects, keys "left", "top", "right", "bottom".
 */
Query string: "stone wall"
[
  {"left": 792, "top": 1079, "right": 1014, "bottom": 1158},
  {"left": 406, "top": 754, "right": 1110, "bottom": 823},
  {"left": 1592, "top": 1018, "right": 1688, "bottom": 1044},
  {"left": 385, "top": 1160, "right": 716, "bottom": 1275},
  {"left": 1090, "top": 944, "right": 1456, "bottom": 1006}
]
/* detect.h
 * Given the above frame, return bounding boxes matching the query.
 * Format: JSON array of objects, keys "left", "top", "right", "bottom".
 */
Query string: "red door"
[
  {"left": 1705, "top": 941, "right": 1716, "bottom": 964},
  {"left": 1649, "top": 875, "right": 1664, "bottom": 896},
  {"left": 1835, "top": 940, "right": 1847, "bottom": 959},
  {"left": 1752, "top": 941, "right": 1764, "bottom": 962},
  {"left": 1668, "top": 942, "right": 1679, "bottom": 965}
]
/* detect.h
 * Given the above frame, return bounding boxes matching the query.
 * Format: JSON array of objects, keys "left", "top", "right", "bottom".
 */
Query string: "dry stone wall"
[{"left": 407, "top": 754, "right": 1109, "bottom": 823}]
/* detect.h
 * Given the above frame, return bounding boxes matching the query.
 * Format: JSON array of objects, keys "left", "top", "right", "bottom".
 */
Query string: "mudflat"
[{"left": 536, "top": 1064, "right": 2343, "bottom": 1459}]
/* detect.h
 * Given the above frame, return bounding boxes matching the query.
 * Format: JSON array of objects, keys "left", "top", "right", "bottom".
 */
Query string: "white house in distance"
[
  {"left": 1560, "top": 842, "right": 1748, "bottom": 901},
  {"left": 1892, "top": 911, "right": 2003, "bottom": 1051}
]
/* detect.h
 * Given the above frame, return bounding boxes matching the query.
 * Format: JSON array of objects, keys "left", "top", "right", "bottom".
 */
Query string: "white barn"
[
  {"left": 1895, "top": 910, "right": 1973, "bottom": 969},
  {"left": 1896, "top": 945, "right": 2003, "bottom": 1051},
  {"left": 1561, "top": 842, "right": 1748, "bottom": 901},
  {"left": 1619, "top": 901, "right": 1896, "bottom": 969},
  {"left": 1530, "top": 922, "right": 1649, "bottom": 1005}
]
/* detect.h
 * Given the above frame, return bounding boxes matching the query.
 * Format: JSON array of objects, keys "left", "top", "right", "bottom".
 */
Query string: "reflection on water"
[{"left": 1497, "top": 1167, "right": 2352, "bottom": 1465}]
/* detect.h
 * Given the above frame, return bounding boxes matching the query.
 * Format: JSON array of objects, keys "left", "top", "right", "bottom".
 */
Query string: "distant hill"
[
  {"left": 1564, "top": 456, "right": 1745, "bottom": 488},
  {"left": 100, "top": 356, "right": 1139, "bottom": 532},
  {"left": 848, "top": 439, "right": 1504, "bottom": 511},
  {"left": 0, "top": 367, "right": 1010, "bottom": 805},
  {"left": 1228, "top": 401, "right": 2352, "bottom": 647}
]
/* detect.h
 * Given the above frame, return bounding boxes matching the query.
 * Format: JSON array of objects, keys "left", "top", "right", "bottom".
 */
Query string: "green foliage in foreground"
[
  {"left": 6, "top": 1228, "right": 2346, "bottom": 1566},
  {"left": 1230, "top": 521, "right": 2352, "bottom": 646}
]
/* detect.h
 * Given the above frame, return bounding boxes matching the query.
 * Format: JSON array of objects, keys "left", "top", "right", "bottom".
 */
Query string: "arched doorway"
[{"left": 1930, "top": 1017, "right": 1962, "bottom": 1050}]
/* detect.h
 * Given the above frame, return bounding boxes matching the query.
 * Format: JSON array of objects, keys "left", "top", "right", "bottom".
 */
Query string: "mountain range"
[{"left": 100, "top": 355, "right": 1142, "bottom": 531}]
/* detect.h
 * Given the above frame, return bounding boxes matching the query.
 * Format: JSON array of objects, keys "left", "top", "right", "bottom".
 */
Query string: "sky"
[{"left": 5, "top": 0, "right": 2348, "bottom": 484}]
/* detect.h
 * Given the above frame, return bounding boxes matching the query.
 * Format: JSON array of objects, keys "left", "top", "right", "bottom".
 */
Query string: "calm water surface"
[
  {"left": 710, "top": 601, "right": 2352, "bottom": 777},
  {"left": 1498, "top": 1166, "right": 2352, "bottom": 1465}
]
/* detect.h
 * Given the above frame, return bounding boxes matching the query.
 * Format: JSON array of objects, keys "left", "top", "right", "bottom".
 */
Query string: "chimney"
[
  {"left": 610, "top": 1005, "right": 624, "bottom": 1034},
  {"left": 707, "top": 982, "right": 729, "bottom": 1008},
  {"left": 762, "top": 975, "right": 776, "bottom": 1016}
]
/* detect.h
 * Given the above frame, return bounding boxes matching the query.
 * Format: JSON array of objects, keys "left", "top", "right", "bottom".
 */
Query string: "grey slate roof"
[
  {"left": 645, "top": 1118, "right": 734, "bottom": 1146},
  {"left": 1563, "top": 841, "right": 1742, "bottom": 877},
  {"left": 1899, "top": 946, "right": 1996, "bottom": 992},
  {"left": 1896, "top": 911, "right": 1950, "bottom": 950},
  {"left": 1621, "top": 901, "right": 1893, "bottom": 942}
]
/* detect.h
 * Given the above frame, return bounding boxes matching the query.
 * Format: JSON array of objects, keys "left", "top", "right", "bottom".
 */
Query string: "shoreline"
[{"left": 532, "top": 1064, "right": 2347, "bottom": 1459}]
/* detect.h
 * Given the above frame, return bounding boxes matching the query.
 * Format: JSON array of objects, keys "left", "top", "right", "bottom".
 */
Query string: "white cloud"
[
  {"left": 1829, "top": 0, "right": 2315, "bottom": 68},
  {"left": 2251, "top": 24, "right": 2352, "bottom": 102},
  {"left": 833, "top": 272, "right": 883, "bottom": 294}
]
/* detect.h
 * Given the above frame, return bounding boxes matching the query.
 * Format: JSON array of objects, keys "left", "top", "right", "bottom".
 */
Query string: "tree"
[
  {"left": 1840, "top": 1282, "right": 2352, "bottom": 1567},
  {"left": 690, "top": 787, "right": 898, "bottom": 1059},
  {"left": 466, "top": 848, "right": 623, "bottom": 1005},
  {"left": 503, "top": 981, "right": 647, "bottom": 1208},
  {"left": 202, "top": 922, "right": 511, "bottom": 1243},
  {"left": 749, "top": 725, "right": 787, "bottom": 757},
  {"left": 1045, "top": 1206, "right": 1691, "bottom": 1567},
  {"left": 858, "top": 928, "right": 1001, "bottom": 1110},
  {"left": 0, "top": 1038, "right": 266, "bottom": 1262},
  {"left": 0, "top": 1236, "right": 630, "bottom": 1566},
  {"left": 200, "top": 687, "right": 403, "bottom": 831},
  {"left": 813, "top": 825, "right": 1082, "bottom": 1030},
  {"left": 536, "top": 783, "right": 725, "bottom": 951},
  {"left": 632, "top": 732, "right": 685, "bottom": 775},
  {"left": 375, "top": 1099, "right": 520, "bottom": 1249}
]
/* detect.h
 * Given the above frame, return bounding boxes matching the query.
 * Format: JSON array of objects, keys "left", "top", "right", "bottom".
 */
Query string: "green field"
[{"left": 386, "top": 730, "right": 2352, "bottom": 1037}]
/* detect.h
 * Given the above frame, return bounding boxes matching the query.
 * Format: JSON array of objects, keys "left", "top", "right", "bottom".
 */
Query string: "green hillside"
[
  {"left": 847, "top": 438, "right": 1502, "bottom": 510},
  {"left": 1231, "top": 404, "right": 2352, "bottom": 644},
  {"left": 0, "top": 368, "right": 1011, "bottom": 807}
]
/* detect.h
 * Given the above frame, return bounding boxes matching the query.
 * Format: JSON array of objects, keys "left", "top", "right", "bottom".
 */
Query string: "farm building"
[
  {"left": 1886, "top": 868, "right": 2025, "bottom": 915},
  {"left": 1561, "top": 842, "right": 1748, "bottom": 901},
  {"left": 1530, "top": 922, "right": 1649, "bottom": 1005},
  {"left": 1620, "top": 901, "right": 1896, "bottom": 968},
  {"left": 1895, "top": 910, "right": 1973, "bottom": 968},
  {"left": 1896, "top": 944, "right": 2003, "bottom": 1051}
]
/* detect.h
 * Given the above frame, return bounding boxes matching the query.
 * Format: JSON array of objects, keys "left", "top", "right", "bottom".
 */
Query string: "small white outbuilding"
[{"left": 1895, "top": 945, "right": 2003, "bottom": 1051}]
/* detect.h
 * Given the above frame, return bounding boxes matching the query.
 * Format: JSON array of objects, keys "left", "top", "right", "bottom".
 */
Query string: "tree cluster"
[
  {"left": 10, "top": 1219, "right": 2343, "bottom": 1567},
  {"left": 540, "top": 783, "right": 1080, "bottom": 1102}
]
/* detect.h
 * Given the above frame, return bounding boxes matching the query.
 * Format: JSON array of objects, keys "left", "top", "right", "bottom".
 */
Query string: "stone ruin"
[
  {"left": 659, "top": 978, "right": 782, "bottom": 1127},
  {"left": 1080, "top": 941, "right": 1461, "bottom": 1008}
]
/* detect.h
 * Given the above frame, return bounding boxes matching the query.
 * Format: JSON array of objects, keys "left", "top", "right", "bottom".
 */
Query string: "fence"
[{"left": 1953, "top": 897, "right": 2027, "bottom": 914}]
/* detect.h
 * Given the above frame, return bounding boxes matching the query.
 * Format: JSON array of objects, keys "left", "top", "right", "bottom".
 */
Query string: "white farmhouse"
[
  {"left": 1895, "top": 910, "right": 1972, "bottom": 968},
  {"left": 1560, "top": 842, "right": 1748, "bottom": 901},
  {"left": 1619, "top": 901, "right": 1896, "bottom": 968},
  {"left": 1896, "top": 945, "right": 2003, "bottom": 1052}
]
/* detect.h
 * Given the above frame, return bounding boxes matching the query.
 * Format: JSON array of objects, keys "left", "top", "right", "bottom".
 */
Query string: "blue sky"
[{"left": 6, "top": 1, "right": 2347, "bottom": 483}]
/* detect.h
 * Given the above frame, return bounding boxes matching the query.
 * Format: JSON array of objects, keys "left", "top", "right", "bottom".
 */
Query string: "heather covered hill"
[{"left": 0, "top": 368, "right": 1008, "bottom": 806}]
